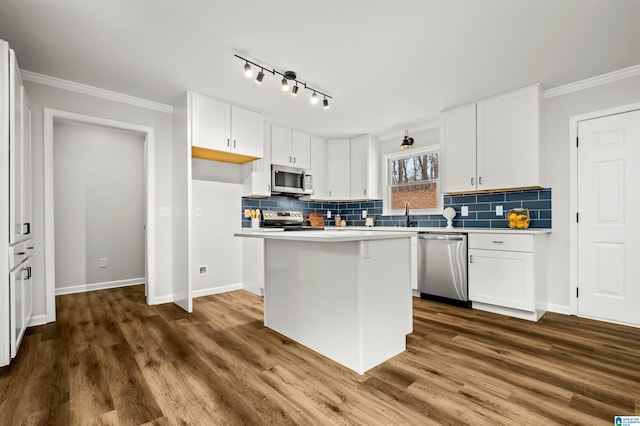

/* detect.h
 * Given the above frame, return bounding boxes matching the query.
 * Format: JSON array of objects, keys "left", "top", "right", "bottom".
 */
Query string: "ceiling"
[{"left": 1, "top": 0, "right": 640, "bottom": 139}]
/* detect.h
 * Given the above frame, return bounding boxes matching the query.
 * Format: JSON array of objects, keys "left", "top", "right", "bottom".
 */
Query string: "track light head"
[
  {"left": 255, "top": 69, "right": 264, "bottom": 84},
  {"left": 323, "top": 97, "right": 330, "bottom": 109},
  {"left": 291, "top": 85, "right": 299, "bottom": 96},
  {"left": 281, "top": 78, "right": 289, "bottom": 91},
  {"left": 400, "top": 130, "right": 414, "bottom": 149},
  {"left": 244, "top": 62, "right": 253, "bottom": 78},
  {"left": 311, "top": 91, "right": 318, "bottom": 104}
]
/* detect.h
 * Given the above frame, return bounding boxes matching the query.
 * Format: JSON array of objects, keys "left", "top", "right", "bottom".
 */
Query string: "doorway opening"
[{"left": 43, "top": 109, "right": 156, "bottom": 323}]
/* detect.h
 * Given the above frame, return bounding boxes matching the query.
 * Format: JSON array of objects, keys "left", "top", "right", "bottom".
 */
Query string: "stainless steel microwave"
[{"left": 271, "top": 165, "right": 313, "bottom": 196}]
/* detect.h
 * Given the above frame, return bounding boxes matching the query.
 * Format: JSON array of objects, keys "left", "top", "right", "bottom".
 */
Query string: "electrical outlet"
[
  {"left": 496, "top": 205, "right": 504, "bottom": 216},
  {"left": 159, "top": 206, "right": 171, "bottom": 217},
  {"left": 198, "top": 265, "right": 208, "bottom": 276},
  {"left": 362, "top": 210, "right": 367, "bottom": 218},
  {"left": 327, "top": 210, "right": 331, "bottom": 218},
  {"left": 99, "top": 258, "right": 108, "bottom": 268},
  {"left": 461, "top": 206, "right": 469, "bottom": 217}
]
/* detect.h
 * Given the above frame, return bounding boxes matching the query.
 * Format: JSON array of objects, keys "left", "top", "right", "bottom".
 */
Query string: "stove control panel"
[{"left": 263, "top": 210, "right": 304, "bottom": 223}]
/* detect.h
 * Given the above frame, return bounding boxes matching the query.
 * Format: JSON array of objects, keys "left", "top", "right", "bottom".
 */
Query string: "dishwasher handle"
[{"left": 418, "top": 234, "right": 466, "bottom": 241}]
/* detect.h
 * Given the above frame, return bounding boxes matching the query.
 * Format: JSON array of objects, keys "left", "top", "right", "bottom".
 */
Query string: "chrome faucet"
[{"left": 405, "top": 202, "right": 412, "bottom": 227}]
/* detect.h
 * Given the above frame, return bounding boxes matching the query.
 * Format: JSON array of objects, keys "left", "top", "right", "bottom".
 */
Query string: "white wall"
[
  {"left": 191, "top": 179, "right": 243, "bottom": 296},
  {"left": 541, "top": 74, "right": 640, "bottom": 311},
  {"left": 377, "top": 127, "right": 440, "bottom": 201},
  {"left": 25, "top": 81, "right": 174, "bottom": 317},
  {"left": 53, "top": 121, "right": 145, "bottom": 291}
]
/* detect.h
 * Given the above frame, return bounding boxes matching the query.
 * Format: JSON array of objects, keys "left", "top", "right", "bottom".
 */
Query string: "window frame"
[{"left": 382, "top": 145, "right": 443, "bottom": 216}]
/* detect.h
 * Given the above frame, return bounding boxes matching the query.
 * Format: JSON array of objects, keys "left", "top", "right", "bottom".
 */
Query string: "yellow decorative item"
[{"left": 507, "top": 208, "right": 530, "bottom": 229}]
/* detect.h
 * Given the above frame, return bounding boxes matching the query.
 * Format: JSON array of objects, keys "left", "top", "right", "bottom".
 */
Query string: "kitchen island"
[{"left": 236, "top": 230, "right": 414, "bottom": 374}]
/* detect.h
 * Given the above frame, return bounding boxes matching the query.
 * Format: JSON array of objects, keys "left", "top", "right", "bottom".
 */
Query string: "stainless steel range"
[{"left": 262, "top": 210, "right": 324, "bottom": 231}]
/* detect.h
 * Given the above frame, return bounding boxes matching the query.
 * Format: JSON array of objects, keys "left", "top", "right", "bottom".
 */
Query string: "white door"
[{"left": 577, "top": 109, "right": 640, "bottom": 326}]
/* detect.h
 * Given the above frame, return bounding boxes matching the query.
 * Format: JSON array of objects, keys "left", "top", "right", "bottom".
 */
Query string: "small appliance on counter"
[{"left": 262, "top": 210, "right": 324, "bottom": 231}]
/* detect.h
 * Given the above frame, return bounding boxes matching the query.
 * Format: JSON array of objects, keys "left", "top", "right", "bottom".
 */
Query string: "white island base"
[{"left": 258, "top": 232, "right": 412, "bottom": 375}]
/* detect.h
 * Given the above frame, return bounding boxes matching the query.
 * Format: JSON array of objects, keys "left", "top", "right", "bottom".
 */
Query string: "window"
[{"left": 384, "top": 146, "right": 442, "bottom": 214}]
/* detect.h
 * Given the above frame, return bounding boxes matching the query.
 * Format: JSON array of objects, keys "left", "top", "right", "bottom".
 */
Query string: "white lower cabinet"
[{"left": 468, "top": 233, "right": 547, "bottom": 321}]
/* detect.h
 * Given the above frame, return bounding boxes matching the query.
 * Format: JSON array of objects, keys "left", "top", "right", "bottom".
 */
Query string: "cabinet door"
[
  {"left": 476, "top": 85, "right": 539, "bottom": 190},
  {"left": 191, "top": 93, "right": 231, "bottom": 152},
  {"left": 270, "top": 125, "right": 292, "bottom": 166},
  {"left": 349, "top": 135, "right": 367, "bottom": 199},
  {"left": 291, "top": 130, "right": 311, "bottom": 169},
  {"left": 10, "top": 258, "right": 31, "bottom": 358},
  {"left": 22, "top": 88, "right": 32, "bottom": 236},
  {"left": 230, "top": 105, "right": 263, "bottom": 158},
  {"left": 327, "top": 139, "right": 350, "bottom": 200},
  {"left": 468, "top": 248, "right": 534, "bottom": 311},
  {"left": 242, "top": 124, "right": 272, "bottom": 197},
  {"left": 309, "top": 136, "right": 328, "bottom": 199},
  {"left": 441, "top": 103, "right": 477, "bottom": 193}
]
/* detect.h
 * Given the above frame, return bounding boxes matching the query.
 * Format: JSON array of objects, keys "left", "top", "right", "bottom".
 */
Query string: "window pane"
[
  {"left": 390, "top": 182, "right": 438, "bottom": 210},
  {"left": 390, "top": 153, "right": 439, "bottom": 185}
]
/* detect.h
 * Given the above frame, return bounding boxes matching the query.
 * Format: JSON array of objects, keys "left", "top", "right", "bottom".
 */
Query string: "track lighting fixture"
[
  {"left": 235, "top": 54, "right": 333, "bottom": 110},
  {"left": 255, "top": 69, "right": 264, "bottom": 84},
  {"left": 400, "top": 130, "right": 414, "bottom": 149},
  {"left": 244, "top": 62, "right": 253, "bottom": 78}
]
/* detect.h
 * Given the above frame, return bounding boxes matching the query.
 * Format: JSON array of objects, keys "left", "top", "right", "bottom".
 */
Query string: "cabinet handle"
[
  {"left": 329, "top": 190, "right": 332, "bottom": 196},
  {"left": 24, "top": 223, "right": 31, "bottom": 234},
  {"left": 227, "top": 138, "right": 230, "bottom": 147},
  {"left": 293, "top": 157, "right": 296, "bottom": 164},
  {"left": 364, "top": 188, "right": 367, "bottom": 196},
  {"left": 267, "top": 184, "right": 271, "bottom": 191},
  {"left": 479, "top": 176, "right": 483, "bottom": 185},
  {"left": 289, "top": 156, "right": 292, "bottom": 163},
  {"left": 469, "top": 254, "right": 473, "bottom": 264},
  {"left": 492, "top": 240, "right": 504, "bottom": 244},
  {"left": 233, "top": 140, "right": 237, "bottom": 148},
  {"left": 471, "top": 177, "right": 474, "bottom": 186},
  {"left": 16, "top": 252, "right": 26, "bottom": 255},
  {"left": 26, "top": 267, "right": 32, "bottom": 280}
]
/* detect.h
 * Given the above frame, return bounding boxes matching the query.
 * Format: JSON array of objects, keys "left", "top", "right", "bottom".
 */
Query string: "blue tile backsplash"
[{"left": 242, "top": 188, "right": 552, "bottom": 229}]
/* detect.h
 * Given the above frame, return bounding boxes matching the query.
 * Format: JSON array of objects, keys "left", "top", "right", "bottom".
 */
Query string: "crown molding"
[
  {"left": 543, "top": 64, "right": 640, "bottom": 99},
  {"left": 21, "top": 70, "right": 173, "bottom": 114}
]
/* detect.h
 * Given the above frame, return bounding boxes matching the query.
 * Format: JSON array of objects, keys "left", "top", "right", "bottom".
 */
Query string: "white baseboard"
[
  {"left": 148, "top": 295, "right": 173, "bottom": 305},
  {"left": 546, "top": 303, "right": 571, "bottom": 315},
  {"left": 192, "top": 283, "right": 243, "bottom": 298},
  {"left": 28, "top": 314, "right": 49, "bottom": 327},
  {"left": 55, "top": 277, "right": 145, "bottom": 296}
]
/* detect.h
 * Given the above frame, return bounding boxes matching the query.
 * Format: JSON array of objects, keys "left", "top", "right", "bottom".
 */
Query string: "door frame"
[
  {"left": 568, "top": 101, "right": 640, "bottom": 316},
  {"left": 43, "top": 108, "right": 156, "bottom": 323}
]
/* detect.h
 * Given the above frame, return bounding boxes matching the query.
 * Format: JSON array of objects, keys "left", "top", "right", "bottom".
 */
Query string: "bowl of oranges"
[{"left": 507, "top": 208, "right": 530, "bottom": 229}]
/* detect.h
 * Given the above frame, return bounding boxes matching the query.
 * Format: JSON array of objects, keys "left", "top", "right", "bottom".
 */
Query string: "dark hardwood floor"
[{"left": 1, "top": 285, "right": 639, "bottom": 425}]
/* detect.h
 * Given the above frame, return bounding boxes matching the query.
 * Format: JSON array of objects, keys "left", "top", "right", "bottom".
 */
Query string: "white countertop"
[
  {"left": 235, "top": 229, "right": 416, "bottom": 242},
  {"left": 325, "top": 226, "right": 552, "bottom": 235}
]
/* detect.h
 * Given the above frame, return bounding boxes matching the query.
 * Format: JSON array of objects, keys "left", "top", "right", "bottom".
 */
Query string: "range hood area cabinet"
[
  {"left": 441, "top": 84, "right": 541, "bottom": 193},
  {"left": 189, "top": 92, "right": 264, "bottom": 164},
  {"left": 270, "top": 125, "right": 311, "bottom": 170}
]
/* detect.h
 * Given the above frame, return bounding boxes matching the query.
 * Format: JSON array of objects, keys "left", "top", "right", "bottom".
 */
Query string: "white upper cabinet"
[
  {"left": 189, "top": 92, "right": 263, "bottom": 163},
  {"left": 441, "top": 84, "right": 541, "bottom": 193},
  {"left": 327, "top": 139, "right": 350, "bottom": 200},
  {"left": 270, "top": 125, "right": 311, "bottom": 170},
  {"left": 349, "top": 134, "right": 379, "bottom": 200},
  {"left": 476, "top": 85, "right": 540, "bottom": 190},
  {"left": 242, "top": 123, "right": 272, "bottom": 197},
  {"left": 308, "top": 135, "right": 328, "bottom": 199},
  {"left": 441, "top": 103, "right": 477, "bottom": 193}
]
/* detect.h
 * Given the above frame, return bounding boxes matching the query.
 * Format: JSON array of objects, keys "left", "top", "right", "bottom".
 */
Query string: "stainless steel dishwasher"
[{"left": 417, "top": 232, "right": 470, "bottom": 307}]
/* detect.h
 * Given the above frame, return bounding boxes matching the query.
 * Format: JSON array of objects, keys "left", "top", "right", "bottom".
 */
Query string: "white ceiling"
[{"left": 1, "top": 0, "right": 640, "bottom": 138}]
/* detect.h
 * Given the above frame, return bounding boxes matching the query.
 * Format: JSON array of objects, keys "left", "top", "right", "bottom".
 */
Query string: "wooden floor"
[{"left": 1, "top": 285, "right": 639, "bottom": 425}]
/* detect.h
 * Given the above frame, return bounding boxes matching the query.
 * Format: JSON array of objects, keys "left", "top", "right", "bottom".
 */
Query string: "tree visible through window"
[{"left": 389, "top": 151, "right": 439, "bottom": 210}]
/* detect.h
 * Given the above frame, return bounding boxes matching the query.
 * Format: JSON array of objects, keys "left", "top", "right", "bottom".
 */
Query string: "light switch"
[
  {"left": 496, "top": 205, "right": 503, "bottom": 216},
  {"left": 159, "top": 206, "right": 171, "bottom": 217},
  {"left": 461, "top": 206, "right": 469, "bottom": 217},
  {"left": 195, "top": 207, "right": 202, "bottom": 217}
]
